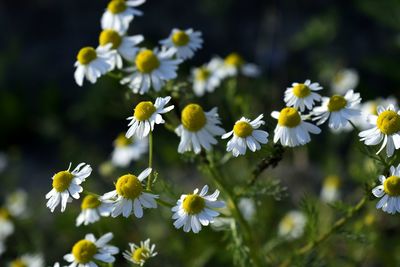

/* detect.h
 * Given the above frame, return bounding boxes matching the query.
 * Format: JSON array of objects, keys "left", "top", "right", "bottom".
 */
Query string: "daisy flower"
[
  {"left": 175, "top": 104, "right": 225, "bottom": 154},
  {"left": 271, "top": 107, "right": 321, "bottom": 147},
  {"left": 358, "top": 97, "right": 398, "bottom": 130},
  {"left": 222, "top": 114, "right": 269, "bottom": 157},
  {"left": 331, "top": 68, "right": 359, "bottom": 94},
  {"left": 160, "top": 28, "right": 203, "bottom": 60},
  {"left": 126, "top": 96, "right": 174, "bottom": 139},
  {"left": 101, "top": 0, "right": 145, "bottom": 33},
  {"left": 0, "top": 208, "right": 14, "bottom": 241},
  {"left": 121, "top": 48, "right": 181, "bottom": 94},
  {"left": 312, "top": 90, "right": 362, "bottom": 130},
  {"left": 9, "top": 254, "right": 44, "bottom": 267},
  {"left": 99, "top": 29, "right": 144, "bottom": 69},
  {"left": 5, "top": 190, "right": 27, "bottom": 218},
  {"left": 111, "top": 133, "right": 148, "bottom": 167},
  {"left": 76, "top": 195, "right": 113, "bottom": 226},
  {"left": 74, "top": 46, "right": 115, "bottom": 86},
  {"left": 191, "top": 58, "right": 223, "bottom": 97},
  {"left": 45, "top": 163, "right": 92, "bottom": 212},
  {"left": 123, "top": 239, "right": 157, "bottom": 266},
  {"left": 320, "top": 175, "right": 341, "bottom": 203},
  {"left": 284, "top": 80, "right": 323, "bottom": 112},
  {"left": 359, "top": 104, "right": 400, "bottom": 157},
  {"left": 64, "top": 232, "right": 119, "bottom": 267},
  {"left": 278, "top": 211, "right": 307, "bottom": 240},
  {"left": 372, "top": 164, "right": 400, "bottom": 214},
  {"left": 216, "top": 53, "right": 260, "bottom": 78},
  {"left": 172, "top": 185, "right": 225, "bottom": 233},
  {"left": 101, "top": 168, "right": 158, "bottom": 218}
]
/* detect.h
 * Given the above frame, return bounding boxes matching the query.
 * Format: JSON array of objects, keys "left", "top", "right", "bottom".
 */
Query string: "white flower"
[
  {"left": 123, "top": 239, "right": 157, "bottom": 266},
  {"left": 215, "top": 53, "right": 260, "bottom": 78},
  {"left": 191, "top": 58, "right": 222, "bottom": 97},
  {"left": 74, "top": 46, "right": 115, "bottom": 86},
  {"left": 111, "top": 133, "right": 148, "bottom": 167},
  {"left": 0, "top": 209, "right": 14, "bottom": 240},
  {"left": 222, "top": 114, "right": 269, "bottom": 157},
  {"left": 175, "top": 104, "right": 225, "bottom": 154},
  {"left": 101, "top": 168, "right": 158, "bottom": 218},
  {"left": 126, "top": 96, "right": 174, "bottom": 139},
  {"left": 101, "top": 0, "right": 145, "bottom": 33},
  {"left": 312, "top": 90, "right": 362, "bottom": 130},
  {"left": 278, "top": 210, "right": 306, "bottom": 240},
  {"left": 331, "top": 68, "right": 359, "bottom": 94},
  {"left": 359, "top": 104, "right": 400, "bottom": 157},
  {"left": 238, "top": 198, "right": 256, "bottom": 221},
  {"left": 52, "top": 263, "right": 60, "bottom": 267},
  {"left": 320, "top": 175, "right": 341, "bottom": 203},
  {"left": 358, "top": 97, "right": 399, "bottom": 130},
  {"left": 64, "top": 232, "right": 119, "bottom": 266},
  {"left": 160, "top": 28, "right": 203, "bottom": 60},
  {"left": 172, "top": 185, "right": 225, "bottom": 233},
  {"left": 5, "top": 189, "right": 27, "bottom": 218},
  {"left": 271, "top": 107, "right": 321, "bottom": 147},
  {"left": 121, "top": 48, "right": 181, "bottom": 94},
  {"left": 45, "top": 163, "right": 92, "bottom": 212},
  {"left": 76, "top": 195, "right": 113, "bottom": 226},
  {"left": 99, "top": 29, "right": 144, "bottom": 69},
  {"left": 284, "top": 80, "right": 323, "bottom": 112},
  {"left": 372, "top": 164, "right": 400, "bottom": 214},
  {"left": 8, "top": 254, "right": 44, "bottom": 267}
]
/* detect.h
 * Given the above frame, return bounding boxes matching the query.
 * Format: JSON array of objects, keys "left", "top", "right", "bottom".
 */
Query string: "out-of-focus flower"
[
  {"left": 284, "top": 80, "right": 323, "bottom": 112},
  {"left": 5, "top": 190, "right": 27, "bottom": 218},
  {"left": 191, "top": 58, "right": 222, "bottom": 97},
  {"left": 175, "top": 104, "right": 225, "bottom": 154},
  {"left": 45, "top": 163, "right": 92, "bottom": 212},
  {"left": 238, "top": 198, "right": 256, "bottom": 221},
  {"left": 331, "top": 68, "right": 359, "bottom": 94},
  {"left": 372, "top": 164, "right": 400, "bottom": 214},
  {"left": 215, "top": 53, "right": 260, "bottom": 78},
  {"left": 101, "top": 0, "right": 145, "bottom": 33},
  {"left": 0, "top": 208, "right": 14, "bottom": 245},
  {"left": 320, "top": 175, "right": 341, "bottom": 203},
  {"left": 271, "top": 107, "right": 321, "bottom": 147},
  {"left": 123, "top": 239, "right": 157, "bottom": 266},
  {"left": 76, "top": 195, "right": 113, "bottom": 226},
  {"left": 111, "top": 134, "right": 148, "bottom": 167},
  {"left": 278, "top": 210, "right": 306, "bottom": 240},
  {"left": 222, "top": 114, "right": 269, "bottom": 157},
  {"left": 160, "top": 28, "right": 203, "bottom": 60},
  {"left": 8, "top": 254, "right": 44, "bottom": 267},
  {"left": 172, "top": 185, "right": 225, "bottom": 233}
]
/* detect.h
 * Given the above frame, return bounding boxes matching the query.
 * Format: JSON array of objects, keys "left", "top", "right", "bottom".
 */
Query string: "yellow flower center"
[
  {"left": 292, "top": 84, "right": 311, "bottom": 98},
  {"left": 172, "top": 31, "right": 190, "bottom": 46},
  {"left": 10, "top": 259, "right": 27, "bottom": 267},
  {"left": 135, "top": 50, "right": 160, "bottom": 73},
  {"left": 0, "top": 208, "right": 10, "bottom": 220},
  {"left": 233, "top": 121, "right": 253, "bottom": 138},
  {"left": 370, "top": 103, "right": 378, "bottom": 116},
  {"left": 116, "top": 174, "right": 143, "bottom": 199},
  {"left": 52, "top": 171, "right": 73, "bottom": 192},
  {"left": 278, "top": 107, "right": 301, "bottom": 128},
  {"left": 107, "top": 0, "right": 127, "bottom": 14},
  {"left": 383, "top": 175, "right": 400, "bottom": 196},
  {"left": 81, "top": 195, "right": 101, "bottom": 210},
  {"left": 324, "top": 175, "right": 341, "bottom": 188},
  {"left": 114, "top": 133, "right": 133, "bottom": 147},
  {"left": 132, "top": 247, "right": 149, "bottom": 263},
  {"left": 281, "top": 215, "right": 295, "bottom": 231},
  {"left": 183, "top": 194, "right": 205, "bottom": 214},
  {"left": 376, "top": 110, "right": 400, "bottom": 135},
  {"left": 99, "top": 29, "right": 122, "bottom": 49},
  {"left": 134, "top": 101, "right": 156, "bottom": 121},
  {"left": 181, "top": 104, "right": 207, "bottom": 132},
  {"left": 72, "top": 240, "right": 98, "bottom": 264},
  {"left": 224, "top": 53, "right": 244, "bottom": 67},
  {"left": 327, "top": 95, "right": 347, "bottom": 112},
  {"left": 195, "top": 67, "right": 210, "bottom": 81},
  {"left": 77, "top": 47, "right": 97, "bottom": 65}
]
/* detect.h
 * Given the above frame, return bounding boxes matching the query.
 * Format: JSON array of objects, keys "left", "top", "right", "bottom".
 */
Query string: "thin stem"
[
  {"left": 147, "top": 131, "right": 153, "bottom": 190},
  {"left": 156, "top": 198, "right": 174, "bottom": 208}
]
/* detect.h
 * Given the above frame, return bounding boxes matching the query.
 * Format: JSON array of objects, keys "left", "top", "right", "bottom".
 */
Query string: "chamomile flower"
[
  {"left": 320, "top": 175, "right": 341, "bottom": 203},
  {"left": 5, "top": 190, "right": 27, "bottom": 218},
  {"left": 359, "top": 104, "right": 400, "bottom": 157},
  {"left": 111, "top": 133, "right": 148, "bottom": 167},
  {"left": 101, "top": 168, "right": 158, "bottom": 218},
  {"left": 0, "top": 208, "right": 14, "bottom": 241},
  {"left": 45, "top": 163, "right": 92, "bottom": 212},
  {"left": 123, "top": 239, "right": 157, "bottom": 266},
  {"left": 9, "top": 254, "right": 44, "bottom": 267},
  {"left": 101, "top": 0, "right": 145, "bottom": 33},
  {"left": 372, "top": 164, "right": 400, "bottom": 214},
  {"left": 278, "top": 211, "right": 306, "bottom": 240},
  {"left": 172, "top": 185, "right": 225, "bottom": 233},
  {"left": 191, "top": 58, "right": 222, "bottom": 97},
  {"left": 175, "top": 104, "right": 225, "bottom": 154},
  {"left": 64, "top": 232, "right": 119, "bottom": 267},
  {"left": 331, "top": 68, "right": 359, "bottom": 94},
  {"left": 160, "top": 28, "right": 203, "bottom": 60},
  {"left": 312, "top": 90, "right": 362, "bottom": 130},
  {"left": 284, "top": 80, "right": 323, "bottom": 112},
  {"left": 216, "top": 53, "right": 260, "bottom": 78},
  {"left": 76, "top": 195, "right": 113, "bottom": 226},
  {"left": 222, "top": 114, "right": 269, "bottom": 157},
  {"left": 271, "top": 107, "right": 321, "bottom": 147},
  {"left": 121, "top": 48, "right": 181, "bottom": 94},
  {"left": 126, "top": 96, "right": 174, "bottom": 139},
  {"left": 358, "top": 97, "right": 398, "bottom": 130},
  {"left": 99, "top": 29, "right": 144, "bottom": 69}
]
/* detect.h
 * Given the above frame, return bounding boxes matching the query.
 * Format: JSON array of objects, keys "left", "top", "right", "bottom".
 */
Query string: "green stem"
[
  {"left": 147, "top": 131, "right": 153, "bottom": 190},
  {"left": 156, "top": 198, "right": 174, "bottom": 208}
]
